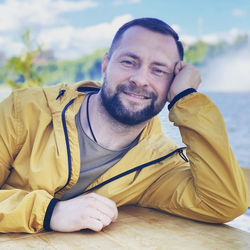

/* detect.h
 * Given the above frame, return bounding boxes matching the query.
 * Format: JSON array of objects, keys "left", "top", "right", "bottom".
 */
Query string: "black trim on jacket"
[
  {"left": 57, "top": 99, "right": 75, "bottom": 194},
  {"left": 71, "top": 147, "right": 188, "bottom": 198},
  {"left": 43, "top": 98, "right": 76, "bottom": 231},
  {"left": 77, "top": 86, "right": 100, "bottom": 93},
  {"left": 43, "top": 198, "right": 60, "bottom": 231},
  {"left": 43, "top": 88, "right": 189, "bottom": 231},
  {"left": 168, "top": 88, "right": 197, "bottom": 110}
]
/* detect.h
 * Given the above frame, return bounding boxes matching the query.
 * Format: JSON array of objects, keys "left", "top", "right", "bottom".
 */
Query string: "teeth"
[{"left": 128, "top": 93, "right": 146, "bottom": 99}]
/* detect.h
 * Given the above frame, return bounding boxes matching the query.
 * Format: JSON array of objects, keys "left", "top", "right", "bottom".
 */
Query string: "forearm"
[
  {"left": 138, "top": 91, "right": 247, "bottom": 223},
  {"left": 0, "top": 189, "right": 53, "bottom": 233},
  {"left": 169, "top": 92, "right": 248, "bottom": 216}
]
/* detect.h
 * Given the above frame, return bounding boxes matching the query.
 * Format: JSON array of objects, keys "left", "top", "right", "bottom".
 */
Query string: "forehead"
[{"left": 113, "top": 26, "right": 180, "bottom": 65}]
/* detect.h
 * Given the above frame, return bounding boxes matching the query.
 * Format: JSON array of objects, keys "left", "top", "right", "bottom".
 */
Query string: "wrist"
[
  {"left": 168, "top": 88, "right": 197, "bottom": 110},
  {"left": 43, "top": 198, "right": 60, "bottom": 231}
]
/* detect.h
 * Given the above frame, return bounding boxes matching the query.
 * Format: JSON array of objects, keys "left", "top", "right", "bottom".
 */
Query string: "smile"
[{"left": 123, "top": 91, "right": 150, "bottom": 100}]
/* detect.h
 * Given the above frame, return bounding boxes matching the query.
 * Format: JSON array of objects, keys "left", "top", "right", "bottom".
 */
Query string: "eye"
[
  {"left": 152, "top": 68, "right": 166, "bottom": 76},
  {"left": 121, "top": 60, "right": 134, "bottom": 66}
]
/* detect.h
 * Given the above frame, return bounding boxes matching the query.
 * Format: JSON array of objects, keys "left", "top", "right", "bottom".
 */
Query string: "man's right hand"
[
  {"left": 167, "top": 61, "right": 201, "bottom": 103},
  {"left": 50, "top": 193, "right": 118, "bottom": 232}
]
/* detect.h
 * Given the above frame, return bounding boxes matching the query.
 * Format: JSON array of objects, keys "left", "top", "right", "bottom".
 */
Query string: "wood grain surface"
[{"left": 0, "top": 205, "right": 249, "bottom": 250}]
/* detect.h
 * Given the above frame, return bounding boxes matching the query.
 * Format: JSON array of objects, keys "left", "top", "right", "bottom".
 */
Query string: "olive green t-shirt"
[{"left": 61, "top": 106, "right": 138, "bottom": 200}]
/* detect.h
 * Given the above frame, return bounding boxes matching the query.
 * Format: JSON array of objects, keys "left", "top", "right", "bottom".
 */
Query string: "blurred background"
[{"left": 0, "top": 0, "right": 249, "bottom": 231}]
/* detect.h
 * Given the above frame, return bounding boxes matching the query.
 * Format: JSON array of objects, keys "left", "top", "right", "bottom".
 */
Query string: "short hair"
[{"left": 108, "top": 17, "right": 184, "bottom": 60}]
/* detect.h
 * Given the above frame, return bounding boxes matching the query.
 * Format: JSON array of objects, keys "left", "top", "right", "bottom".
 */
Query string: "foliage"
[
  {"left": 4, "top": 29, "right": 44, "bottom": 89},
  {"left": 184, "top": 41, "right": 209, "bottom": 65},
  {"left": 0, "top": 33, "right": 248, "bottom": 88},
  {"left": 184, "top": 34, "right": 248, "bottom": 65},
  {"left": 36, "top": 48, "right": 106, "bottom": 86}
]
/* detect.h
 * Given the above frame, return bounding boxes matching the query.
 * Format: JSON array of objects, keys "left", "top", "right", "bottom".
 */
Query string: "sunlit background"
[
  {"left": 0, "top": 0, "right": 249, "bottom": 232},
  {"left": 0, "top": 0, "right": 250, "bottom": 90}
]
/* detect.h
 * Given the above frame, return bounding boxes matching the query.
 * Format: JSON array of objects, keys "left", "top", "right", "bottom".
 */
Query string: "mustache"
[{"left": 117, "top": 83, "right": 157, "bottom": 100}]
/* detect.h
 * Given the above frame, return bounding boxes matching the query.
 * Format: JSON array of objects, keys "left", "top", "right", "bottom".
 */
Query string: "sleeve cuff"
[
  {"left": 168, "top": 88, "right": 197, "bottom": 110},
  {"left": 43, "top": 198, "right": 60, "bottom": 231}
]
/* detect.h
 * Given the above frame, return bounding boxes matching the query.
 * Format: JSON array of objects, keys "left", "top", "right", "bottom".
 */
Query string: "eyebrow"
[
  {"left": 152, "top": 62, "right": 169, "bottom": 68},
  {"left": 120, "top": 52, "right": 140, "bottom": 60}
]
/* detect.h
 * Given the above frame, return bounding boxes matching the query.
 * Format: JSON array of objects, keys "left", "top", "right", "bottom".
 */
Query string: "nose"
[{"left": 129, "top": 66, "right": 149, "bottom": 87}]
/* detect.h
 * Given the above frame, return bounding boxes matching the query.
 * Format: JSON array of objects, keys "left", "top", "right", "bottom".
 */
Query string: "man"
[{"left": 0, "top": 18, "right": 248, "bottom": 233}]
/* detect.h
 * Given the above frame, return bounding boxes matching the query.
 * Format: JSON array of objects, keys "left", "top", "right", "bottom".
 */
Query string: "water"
[
  {"left": 159, "top": 91, "right": 250, "bottom": 233},
  {"left": 1, "top": 90, "right": 250, "bottom": 232},
  {"left": 159, "top": 92, "right": 250, "bottom": 168}
]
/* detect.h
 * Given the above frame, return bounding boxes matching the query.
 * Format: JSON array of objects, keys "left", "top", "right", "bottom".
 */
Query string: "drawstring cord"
[{"left": 86, "top": 93, "right": 97, "bottom": 143}]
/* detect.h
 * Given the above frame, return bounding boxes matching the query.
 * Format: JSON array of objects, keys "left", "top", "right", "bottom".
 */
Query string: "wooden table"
[{"left": 0, "top": 206, "right": 249, "bottom": 250}]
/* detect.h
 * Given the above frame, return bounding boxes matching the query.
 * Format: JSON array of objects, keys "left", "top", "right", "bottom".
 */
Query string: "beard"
[{"left": 100, "top": 77, "right": 167, "bottom": 126}]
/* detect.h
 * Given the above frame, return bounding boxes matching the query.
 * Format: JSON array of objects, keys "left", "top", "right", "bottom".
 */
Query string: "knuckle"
[
  {"left": 104, "top": 216, "right": 112, "bottom": 226},
  {"left": 87, "top": 193, "right": 96, "bottom": 199},
  {"left": 95, "top": 223, "right": 103, "bottom": 232},
  {"left": 111, "top": 199, "right": 117, "bottom": 208},
  {"left": 110, "top": 200, "right": 115, "bottom": 208}
]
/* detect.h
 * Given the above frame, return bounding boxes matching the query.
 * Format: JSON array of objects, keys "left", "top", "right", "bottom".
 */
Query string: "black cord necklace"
[{"left": 86, "top": 93, "right": 97, "bottom": 143}]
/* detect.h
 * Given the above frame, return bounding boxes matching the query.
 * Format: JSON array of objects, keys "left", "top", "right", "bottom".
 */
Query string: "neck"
[{"left": 81, "top": 92, "right": 147, "bottom": 151}]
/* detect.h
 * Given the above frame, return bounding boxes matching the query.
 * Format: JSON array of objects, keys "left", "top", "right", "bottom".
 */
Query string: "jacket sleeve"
[
  {"left": 0, "top": 92, "right": 53, "bottom": 233},
  {"left": 138, "top": 92, "right": 248, "bottom": 223}
]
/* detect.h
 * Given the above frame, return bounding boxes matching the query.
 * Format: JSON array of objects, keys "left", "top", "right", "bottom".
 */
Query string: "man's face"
[{"left": 100, "top": 26, "right": 180, "bottom": 126}]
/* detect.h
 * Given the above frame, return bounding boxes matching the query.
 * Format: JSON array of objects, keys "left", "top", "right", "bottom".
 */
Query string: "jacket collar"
[{"left": 43, "top": 80, "right": 165, "bottom": 142}]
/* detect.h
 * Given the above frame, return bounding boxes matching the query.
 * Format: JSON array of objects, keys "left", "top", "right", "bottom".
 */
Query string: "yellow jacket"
[{"left": 0, "top": 81, "right": 248, "bottom": 233}]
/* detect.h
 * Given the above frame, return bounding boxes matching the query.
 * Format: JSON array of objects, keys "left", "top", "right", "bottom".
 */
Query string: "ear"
[{"left": 101, "top": 54, "right": 109, "bottom": 77}]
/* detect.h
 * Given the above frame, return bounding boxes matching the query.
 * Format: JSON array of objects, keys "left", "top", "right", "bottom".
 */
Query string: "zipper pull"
[
  {"left": 178, "top": 148, "right": 189, "bottom": 162},
  {"left": 56, "top": 89, "right": 66, "bottom": 100}
]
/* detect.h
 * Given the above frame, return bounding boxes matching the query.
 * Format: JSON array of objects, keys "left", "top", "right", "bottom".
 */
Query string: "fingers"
[
  {"left": 84, "top": 218, "right": 103, "bottom": 232},
  {"left": 50, "top": 193, "right": 118, "bottom": 233},
  {"left": 79, "top": 193, "right": 118, "bottom": 232},
  {"left": 86, "top": 209, "right": 113, "bottom": 231},
  {"left": 168, "top": 61, "right": 201, "bottom": 102},
  {"left": 174, "top": 61, "right": 187, "bottom": 75},
  {"left": 96, "top": 211, "right": 112, "bottom": 227},
  {"left": 85, "top": 193, "right": 118, "bottom": 222}
]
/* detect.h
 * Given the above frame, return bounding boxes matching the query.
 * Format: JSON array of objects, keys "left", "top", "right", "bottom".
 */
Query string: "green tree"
[
  {"left": 184, "top": 41, "right": 209, "bottom": 65},
  {"left": 4, "top": 29, "right": 44, "bottom": 89},
  {"left": 35, "top": 48, "right": 106, "bottom": 85}
]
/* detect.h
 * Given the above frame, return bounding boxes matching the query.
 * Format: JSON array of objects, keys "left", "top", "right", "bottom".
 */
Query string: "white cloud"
[
  {"left": 2, "top": 15, "right": 249, "bottom": 61},
  {"left": 171, "top": 24, "right": 181, "bottom": 34},
  {"left": 37, "top": 14, "right": 133, "bottom": 59},
  {"left": 112, "top": 0, "right": 141, "bottom": 5},
  {"left": 168, "top": 24, "right": 198, "bottom": 45},
  {"left": 200, "top": 34, "right": 220, "bottom": 44},
  {"left": 178, "top": 27, "right": 249, "bottom": 46},
  {"left": 0, "top": 0, "right": 98, "bottom": 32},
  {"left": 41, "top": 23, "right": 245, "bottom": 59},
  {"left": 232, "top": 9, "right": 246, "bottom": 17},
  {"left": 181, "top": 34, "right": 197, "bottom": 45},
  {"left": 0, "top": 35, "right": 23, "bottom": 56},
  {"left": 201, "top": 28, "right": 248, "bottom": 44}
]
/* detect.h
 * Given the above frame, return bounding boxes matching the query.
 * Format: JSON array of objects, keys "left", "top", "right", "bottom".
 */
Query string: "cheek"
[
  {"left": 106, "top": 69, "right": 127, "bottom": 88},
  {"left": 152, "top": 80, "right": 171, "bottom": 99}
]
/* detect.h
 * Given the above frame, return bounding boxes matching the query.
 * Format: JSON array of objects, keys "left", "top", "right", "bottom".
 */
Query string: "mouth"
[{"left": 123, "top": 91, "right": 150, "bottom": 100}]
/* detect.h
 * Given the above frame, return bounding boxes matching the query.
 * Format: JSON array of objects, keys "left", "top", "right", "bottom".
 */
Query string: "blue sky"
[
  {"left": 68, "top": 0, "right": 250, "bottom": 36},
  {"left": 0, "top": 0, "right": 249, "bottom": 59}
]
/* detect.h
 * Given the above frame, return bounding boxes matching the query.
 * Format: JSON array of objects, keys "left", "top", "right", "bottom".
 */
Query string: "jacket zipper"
[
  {"left": 55, "top": 95, "right": 189, "bottom": 197},
  {"left": 55, "top": 98, "right": 75, "bottom": 194},
  {"left": 71, "top": 147, "right": 188, "bottom": 198}
]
